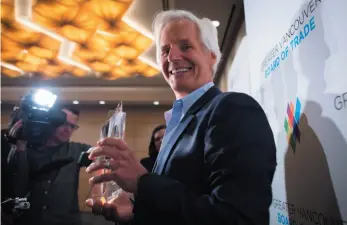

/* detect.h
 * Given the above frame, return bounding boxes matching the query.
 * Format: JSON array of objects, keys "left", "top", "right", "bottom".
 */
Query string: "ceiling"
[{"left": 1, "top": 0, "right": 243, "bottom": 106}]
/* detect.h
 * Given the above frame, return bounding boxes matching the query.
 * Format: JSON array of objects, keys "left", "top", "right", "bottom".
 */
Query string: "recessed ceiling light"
[
  {"left": 212, "top": 20, "right": 220, "bottom": 27},
  {"left": 99, "top": 101, "right": 106, "bottom": 105},
  {"left": 153, "top": 101, "right": 160, "bottom": 105},
  {"left": 73, "top": 100, "right": 79, "bottom": 104}
]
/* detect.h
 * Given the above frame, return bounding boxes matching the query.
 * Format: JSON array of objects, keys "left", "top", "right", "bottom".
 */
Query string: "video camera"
[{"left": 8, "top": 88, "right": 66, "bottom": 147}]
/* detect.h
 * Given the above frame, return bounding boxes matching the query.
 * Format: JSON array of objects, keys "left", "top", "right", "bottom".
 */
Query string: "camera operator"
[{"left": 5, "top": 106, "right": 91, "bottom": 225}]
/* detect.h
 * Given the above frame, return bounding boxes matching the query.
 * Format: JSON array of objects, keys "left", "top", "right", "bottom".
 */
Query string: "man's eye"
[
  {"left": 181, "top": 45, "right": 191, "bottom": 51},
  {"left": 161, "top": 49, "right": 169, "bottom": 56}
]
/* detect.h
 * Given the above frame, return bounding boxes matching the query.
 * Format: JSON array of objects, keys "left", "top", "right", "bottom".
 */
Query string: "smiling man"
[
  {"left": 86, "top": 10, "right": 277, "bottom": 225},
  {"left": 159, "top": 17, "right": 217, "bottom": 98}
]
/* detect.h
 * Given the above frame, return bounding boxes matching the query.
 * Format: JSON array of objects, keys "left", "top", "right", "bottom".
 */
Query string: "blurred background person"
[
  {"left": 4, "top": 106, "right": 91, "bottom": 225},
  {"left": 140, "top": 125, "right": 166, "bottom": 172}
]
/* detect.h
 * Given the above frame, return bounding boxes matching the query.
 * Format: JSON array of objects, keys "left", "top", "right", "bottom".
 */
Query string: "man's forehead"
[
  {"left": 161, "top": 39, "right": 190, "bottom": 47},
  {"left": 63, "top": 109, "right": 74, "bottom": 115},
  {"left": 63, "top": 109, "right": 79, "bottom": 120},
  {"left": 161, "top": 19, "right": 197, "bottom": 38}
]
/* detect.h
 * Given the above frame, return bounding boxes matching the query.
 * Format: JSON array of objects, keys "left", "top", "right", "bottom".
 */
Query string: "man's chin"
[
  {"left": 171, "top": 84, "right": 194, "bottom": 96},
  {"left": 57, "top": 137, "right": 70, "bottom": 143}
]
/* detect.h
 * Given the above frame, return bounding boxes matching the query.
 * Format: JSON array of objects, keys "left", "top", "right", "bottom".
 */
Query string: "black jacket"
[
  {"left": 132, "top": 87, "right": 277, "bottom": 225},
  {"left": 140, "top": 156, "right": 157, "bottom": 172},
  {"left": 1, "top": 129, "right": 16, "bottom": 201}
]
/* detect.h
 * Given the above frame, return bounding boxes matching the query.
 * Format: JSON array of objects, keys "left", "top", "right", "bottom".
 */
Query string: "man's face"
[
  {"left": 53, "top": 109, "right": 79, "bottom": 143},
  {"left": 160, "top": 19, "right": 216, "bottom": 98}
]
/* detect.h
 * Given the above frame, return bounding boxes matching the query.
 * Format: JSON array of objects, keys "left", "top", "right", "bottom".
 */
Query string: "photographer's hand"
[{"left": 9, "top": 120, "right": 26, "bottom": 151}]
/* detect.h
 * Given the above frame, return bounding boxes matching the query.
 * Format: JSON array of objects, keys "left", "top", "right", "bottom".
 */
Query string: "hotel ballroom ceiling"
[
  {"left": 1, "top": 0, "right": 244, "bottom": 105},
  {"left": 1, "top": 0, "right": 160, "bottom": 79}
]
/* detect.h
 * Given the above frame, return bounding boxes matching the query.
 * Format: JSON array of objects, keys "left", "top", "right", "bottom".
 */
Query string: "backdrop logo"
[
  {"left": 334, "top": 92, "right": 347, "bottom": 111},
  {"left": 284, "top": 97, "right": 302, "bottom": 153}
]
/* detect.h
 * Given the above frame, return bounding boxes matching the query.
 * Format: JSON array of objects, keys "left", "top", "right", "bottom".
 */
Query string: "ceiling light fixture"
[
  {"left": 138, "top": 56, "right": 161, "bottom": 71},
  {"left": 14, "top": 0, "right": 92, "bottom": 72},
  {"left": 1, "top": 62, "right": 25, "bottom": 74},
  {"left": 122, "top": 17, "right": 154, "bottom": 40},
  {"left": 1, "top": 0, "right": 159, "bottom": 79},
  {"left": 99, "top": 101, "right": 106, "bottom": 105},
  {"left": 212, "top": 20, "right": 220, "bottom": 27},
  {"left": 153, "top": 101, "right": 159, "bottom": 105},
  {"left": 73, "top": 100, "right": 79, "bottom": 104}
]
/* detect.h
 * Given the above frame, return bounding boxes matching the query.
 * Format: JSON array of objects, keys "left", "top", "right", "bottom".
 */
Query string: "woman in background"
[{"left": 140, "top": 124, "right": 166, "bottom": 172}]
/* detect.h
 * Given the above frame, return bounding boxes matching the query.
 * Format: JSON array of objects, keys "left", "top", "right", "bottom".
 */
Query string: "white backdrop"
[
  {"left": 228, "top": 0, "right": 347, "bottom": 224},
  {"left": 227, "top": 35, "right": 251, "bottom": 95}
]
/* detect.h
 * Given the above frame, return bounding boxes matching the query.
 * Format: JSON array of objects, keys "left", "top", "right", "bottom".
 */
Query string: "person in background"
[
  {"left": 6, "top": 106, "right": 91, "bottom": 225},
  {"left": 140, "top": 125, "right": 166, "bottom": 172},
  {"left": 86, "top": 9, "right": 277, "bottom": 225}
]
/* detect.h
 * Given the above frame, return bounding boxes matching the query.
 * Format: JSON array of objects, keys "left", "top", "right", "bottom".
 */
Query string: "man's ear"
[{"left": 210, "top": 51, "right": 217, "bottom": 66}]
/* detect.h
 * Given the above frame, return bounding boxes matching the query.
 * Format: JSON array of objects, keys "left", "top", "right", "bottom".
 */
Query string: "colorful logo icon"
[{"left": 284, "top": 97, "right": 301, "bottom": 153}]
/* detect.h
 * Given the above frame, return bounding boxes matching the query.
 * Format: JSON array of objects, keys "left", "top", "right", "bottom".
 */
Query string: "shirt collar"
[{"left": 164, "top": 82, "right": 214, "bottom": 124}]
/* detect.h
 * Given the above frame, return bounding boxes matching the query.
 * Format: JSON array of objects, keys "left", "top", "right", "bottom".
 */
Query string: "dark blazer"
[
  {"left": 132, "top": 87, "right": 277, "bottom": 225},
  {"left": 140, "top": 156, "right": 156, "bottom": 172}
]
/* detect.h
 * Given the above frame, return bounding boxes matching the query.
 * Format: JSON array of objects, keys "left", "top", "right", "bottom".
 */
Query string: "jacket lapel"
[{"left": 153, "top": 87, "right": 221, "bottom": 174}]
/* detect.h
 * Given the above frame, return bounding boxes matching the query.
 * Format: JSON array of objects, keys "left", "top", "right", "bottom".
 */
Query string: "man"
[
  {"left": 7, "top": 107, "right": 91, "bottom": 225},
  {"left": 86, "top": 10, "right": 277, "bottom": 225}
]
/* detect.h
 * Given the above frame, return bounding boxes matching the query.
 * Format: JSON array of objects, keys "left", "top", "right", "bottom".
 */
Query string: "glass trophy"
[{"left": 91, "top": 102, "right": 126, "bottom": 204}]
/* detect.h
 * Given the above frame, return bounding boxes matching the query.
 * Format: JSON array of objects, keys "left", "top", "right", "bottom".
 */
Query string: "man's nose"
[{"left": 168, "top": 46, "right": 182, "bottom": 62}]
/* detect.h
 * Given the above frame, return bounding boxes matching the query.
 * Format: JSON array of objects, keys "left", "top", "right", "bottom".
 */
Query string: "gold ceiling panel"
[
  {"left": 33, "top": 0, "right": 99, "bottom": 43},
  {"left": 36, "top": 0, "right": 87, "bottom": 7},
  {"left": 1, "top": 1, "right": 74, "bottom": 77},
  {"left": 1, "top": 4, "right": 40, "bottom": 43},
  {"left": 97, "top": 58, "right": 159, "bottom": 80},
  {"left": 81, "top": 0, "right": 129, "bottom": 26},
  {"left": 37, "top": 58, "right": 73, "bottom": 78},
  {"left": 1, "top": 0, "right": 160, "bottom": 79},
  {"left": 72, "top": 33, "right": 111, "bottom": 65},
  {"left": 1, "top": 0, "right": 14, "bottom": 7},
  {"left": 1, "top": 36, "right": 23, "bottom": 62},
  {"left": 1, "top": 66, "right": 22, "bottom": 78}
]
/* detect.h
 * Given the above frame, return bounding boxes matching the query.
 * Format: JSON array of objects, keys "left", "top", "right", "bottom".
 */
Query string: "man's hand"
[
  {"left": 86, "top": 191, "right": 134, "bottom": 222},
  {"left": 86, "top": 138, "right": 148, "bottom": 193}
]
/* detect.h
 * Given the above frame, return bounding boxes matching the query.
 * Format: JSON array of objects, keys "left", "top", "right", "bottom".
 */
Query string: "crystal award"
[{"left": 91, "top": 102, "right": 126, "bottom": 204}]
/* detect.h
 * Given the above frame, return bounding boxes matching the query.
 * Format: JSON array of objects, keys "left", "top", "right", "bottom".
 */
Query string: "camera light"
[{"left": 33, "top": 89, "right": 57, "bottom": 108}]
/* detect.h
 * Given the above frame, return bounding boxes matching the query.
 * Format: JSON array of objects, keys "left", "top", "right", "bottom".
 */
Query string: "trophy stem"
[{"left": 104, "top": 102, "right": 126, "bottom": 203}]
